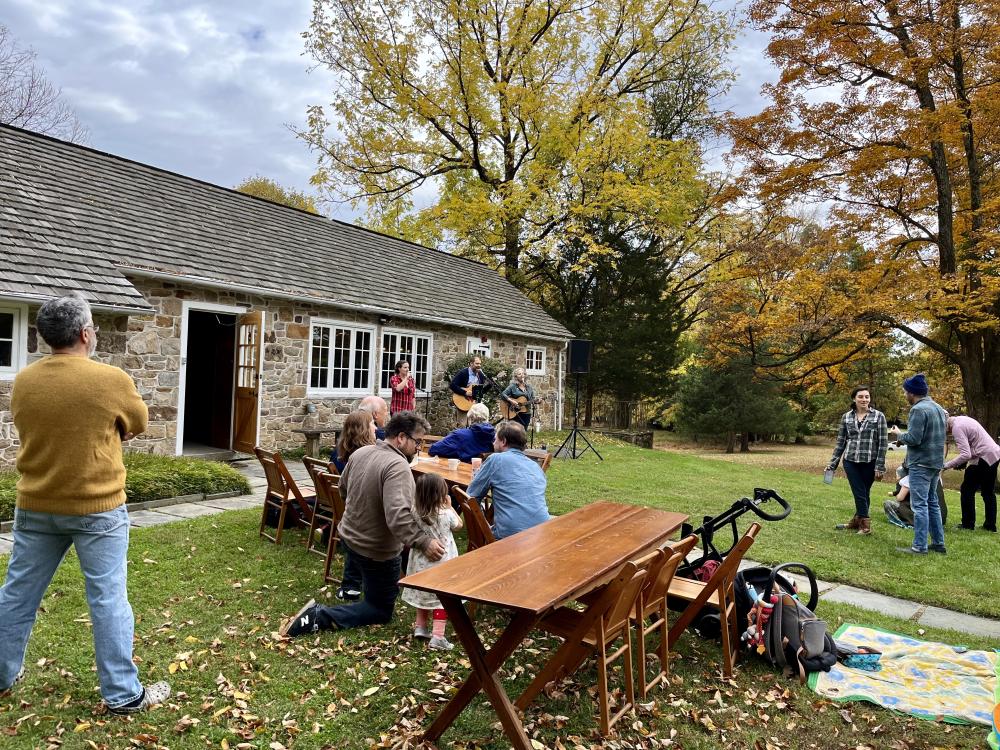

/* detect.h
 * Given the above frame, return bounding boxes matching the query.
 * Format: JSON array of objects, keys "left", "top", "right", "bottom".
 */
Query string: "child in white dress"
[{"left": 401, "top": 474, "right": 463, "bottom": 650}]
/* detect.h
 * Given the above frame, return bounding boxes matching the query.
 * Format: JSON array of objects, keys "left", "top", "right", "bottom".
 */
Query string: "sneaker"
[
  {"left": 896, "top": 546, "right": 927, "bottom": 555},
  {"left": 107, "top": 681, "right": 171, "bottom": 714},
  {"left": 428, "top": 636, "right": 454, "bottom": 651},
  {"left": 0, "top": 667, "right": 25, "bottom": 694},
  {"left": 336, "top": 587, "right": 361, "bottom": 602},
  {"left": 279, "top": 598, "right": 324, "bottom": 637},
  {"left": 413, "top": 625, "right": 432, "bottom": 639},
  {"left": 928, "top": 544, "right": 947, "bottom": 554}
]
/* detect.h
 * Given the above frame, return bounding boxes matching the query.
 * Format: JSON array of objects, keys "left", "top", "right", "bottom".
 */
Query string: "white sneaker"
[
  {"left": 413, "top": 625, "right": 432, "bottom": 639},
  {"left": 428, "top": 636, "right": 454, "bottom": 651},
  {"left": 107, "top": 681, "right": 171, "bottom": 714}
]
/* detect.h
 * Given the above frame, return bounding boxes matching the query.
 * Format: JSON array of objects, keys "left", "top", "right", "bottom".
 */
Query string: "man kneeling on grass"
[{"left": 281, "top": 412, "right": 445, "bottom": 637}]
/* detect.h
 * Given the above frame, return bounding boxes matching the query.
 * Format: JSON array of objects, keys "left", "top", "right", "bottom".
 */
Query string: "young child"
[{"left": 401, "top": 474, "right": 463, "bottom": 650}]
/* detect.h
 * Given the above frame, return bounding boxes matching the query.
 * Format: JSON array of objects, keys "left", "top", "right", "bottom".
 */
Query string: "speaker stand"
[{"left": 556, "top": 372, "right": 602, "bottom": 460}]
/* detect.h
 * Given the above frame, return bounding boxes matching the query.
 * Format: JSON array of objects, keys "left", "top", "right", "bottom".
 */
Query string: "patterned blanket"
[{"left": 809, "top": 624, "right": 999, "bottom": 727}]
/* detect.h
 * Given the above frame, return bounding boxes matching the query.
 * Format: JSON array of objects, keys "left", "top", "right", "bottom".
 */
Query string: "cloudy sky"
[{"left": 3, "top": 0, "right": 776, "bottom": 223}]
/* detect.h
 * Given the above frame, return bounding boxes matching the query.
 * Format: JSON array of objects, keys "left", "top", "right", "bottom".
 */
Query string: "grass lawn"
[
  {"left": 541, "top": 434, "right": 996, "bottom": 618},
  {"left": 0, "top": 508, "right": 992, "bottom": 750}
]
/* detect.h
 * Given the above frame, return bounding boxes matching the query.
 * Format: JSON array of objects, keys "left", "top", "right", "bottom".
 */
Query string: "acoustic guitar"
[
  {"left": 499, "top": 396, "right": 529, "bottom": 420},
  {"left": 451, "top": 384, "right": 483, "bottom": 412}
]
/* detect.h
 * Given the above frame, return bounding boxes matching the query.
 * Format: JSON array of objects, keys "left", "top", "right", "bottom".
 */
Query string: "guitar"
[
  {"left": 452, "top": 384, "right": 483, "bottom": 412},
  {"left": 499, "top": 396, "right": 529, "bottom": 420}
]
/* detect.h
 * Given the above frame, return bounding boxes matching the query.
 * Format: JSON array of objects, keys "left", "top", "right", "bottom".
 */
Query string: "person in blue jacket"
[{"left": 428, "top": 403, "right": 495, "bottom": 462}]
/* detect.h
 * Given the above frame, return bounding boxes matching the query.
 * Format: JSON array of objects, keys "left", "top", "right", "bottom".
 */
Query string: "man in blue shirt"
[
  {"left": 890, "top": 373, "right": 948, "bottom": 555},
  {"left": 466, "top": 422, "right": 550, "bottom": 539}
]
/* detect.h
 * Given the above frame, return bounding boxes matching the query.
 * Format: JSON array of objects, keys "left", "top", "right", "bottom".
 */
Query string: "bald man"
[{"left": 358, "top": 395, "right": 388, "bottom": 440}]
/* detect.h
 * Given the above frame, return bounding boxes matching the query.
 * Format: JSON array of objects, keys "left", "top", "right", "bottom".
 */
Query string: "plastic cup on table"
[
  {"left": 471, "top": 457, "right": 482, "bottom": 474},
  {"left": 447, "top": 458, "right": 460, "bottom": 471}
]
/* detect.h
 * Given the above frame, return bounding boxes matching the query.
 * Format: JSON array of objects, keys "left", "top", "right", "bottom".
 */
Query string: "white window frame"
[
  {"left": 525, "top": 346, "right": 547, "bottom": 376},
  {"left": 466, "top": 336, "right": 492, "bottom": 358},
  {"left": 0, "top": 303, "right": 28, "bottom": 380},
  {"left": 380, "top": 327, "right": 434, "bottom": 395},
  {"left": 307, "top": 317, "right": 376, "bottom": 398}
]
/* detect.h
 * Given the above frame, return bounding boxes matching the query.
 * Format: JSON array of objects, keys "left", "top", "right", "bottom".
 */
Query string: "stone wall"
[{"left": 0, "top": 280, "right": 563, "bottom": 463}]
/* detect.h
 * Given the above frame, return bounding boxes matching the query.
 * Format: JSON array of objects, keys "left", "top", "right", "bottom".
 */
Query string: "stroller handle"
[{"left": 748, "top": 488, "right": 792, "bottom": 521}]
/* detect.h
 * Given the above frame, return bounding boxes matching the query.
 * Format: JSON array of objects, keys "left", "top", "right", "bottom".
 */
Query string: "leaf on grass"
[
  {"left": 74, "top": 722, "right": 91, "bottom": 732},
  {"left": 361, "top": 686, "right": 380, "bottom": 697}
]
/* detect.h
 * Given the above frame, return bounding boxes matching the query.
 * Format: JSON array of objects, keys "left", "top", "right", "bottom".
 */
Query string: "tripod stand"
[{"left": 556, "top": 372, "right": 602, "bottom": 460}]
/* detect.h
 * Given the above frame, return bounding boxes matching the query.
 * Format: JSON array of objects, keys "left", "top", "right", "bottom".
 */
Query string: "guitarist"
[
  {"left": 501, "top": 367, "right": 541, "bottom": 429},
  {"left": 449, "top": 355, "right": 485, "bottom": 406}
]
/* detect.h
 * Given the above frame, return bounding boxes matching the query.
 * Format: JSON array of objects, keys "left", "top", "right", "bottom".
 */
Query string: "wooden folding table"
[
  {"left": 399, "top": 501, "right": 688, "bottom": 749},
  {"left": 410, "top": 455, "right": 475, "bottom": 489}
]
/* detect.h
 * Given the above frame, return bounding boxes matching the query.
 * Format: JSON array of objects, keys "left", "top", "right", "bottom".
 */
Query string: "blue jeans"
[
  {"left": 0, "top": 507, "right": 142, "bottom": 707},
  {"left": 843, "top": 459, "right": 876, "bottom": 518},
  {"left": 907, "top": 465, "right": 945, "bottom": 551},
  {"left": 316, "top": 541, "right": 401, "bottom": 630}
]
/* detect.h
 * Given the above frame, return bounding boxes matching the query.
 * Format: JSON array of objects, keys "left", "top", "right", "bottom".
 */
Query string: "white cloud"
[{"left": 64, "top": 89, "right": 142, "bottom": 123}]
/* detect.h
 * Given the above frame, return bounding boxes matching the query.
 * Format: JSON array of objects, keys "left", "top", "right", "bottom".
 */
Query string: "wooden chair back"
[
  {"left": 630, "top": 534, "right": 697, "bottom": 697},
  {"left": 519, "top": 559, "right": 650, "bottom": 734},
  {"left": 315, "top": 471, "right": 346, "bottom": 585},
  {"left": 254, "top": 447, "right": 316, "bottom": 544},
  {"left": 303, "top": 455, "right": 337, "bottom": 485},
  {"left": 451, "top": 487, "right": 495, "bottom": 551},
  {"left": 523, "top": 448, "right": 552, "bottom": 472},
  {"left": 667, "top": 523, "right": 761, "bottom": 678}
]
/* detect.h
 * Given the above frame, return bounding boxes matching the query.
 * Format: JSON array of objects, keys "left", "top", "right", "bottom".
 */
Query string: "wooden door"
[{"left": 232, "top": 311, "right": 263, "bottom": 453}]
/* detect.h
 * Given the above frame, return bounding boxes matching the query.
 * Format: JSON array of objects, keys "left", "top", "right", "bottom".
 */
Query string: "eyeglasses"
[{"left": 84, "top": 324, "right": 100, "bottom": 334}]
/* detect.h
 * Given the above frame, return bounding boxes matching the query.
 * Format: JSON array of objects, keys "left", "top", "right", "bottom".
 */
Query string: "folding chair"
[
  {"left": 254, "top": 447, "right": 316, "bottom": 544},
  {"left": 666, "top": 523, "right": 761, "bottom": 678},
  {"left": 633, "top": 534, "right": 698, "bottom": 697},
  {"left": 516, "top": 559, "right": 651, "bottom": 734},
  {"left": 303, "top": 454, "right": 338, "bottom": 482},
  {"left": 314, "top": 472, "right": 346, "bottom": 585},
  {"left": 523, "top": 448, "right": 553, "bottom": 472},
  {"left": 305, "top": 464, "right": 339, "bottom": 558},
  {"left": 451, "top": 487, "right": 495, "bottom": 551}
]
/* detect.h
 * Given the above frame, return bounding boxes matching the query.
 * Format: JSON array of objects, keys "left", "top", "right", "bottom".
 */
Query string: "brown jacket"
[{"left": 337, "top": 441, "right": 434, "bottom": 561}]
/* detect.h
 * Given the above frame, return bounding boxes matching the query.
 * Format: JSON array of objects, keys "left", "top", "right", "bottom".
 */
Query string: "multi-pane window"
[
  {"left": 0, "top": 307, "right": 22, "bottom": 377},
  {"left": 525, "top": 346, "right": 546, "bottom": 375},
  {"left": 309, "top": 320, "right": 374, "bottom": 394},
  {"left": 466, "top": 336, "right": 491, "bottom": 358},
  {"left": 380, "top": 330, "right": 432, "bottom": 392}
]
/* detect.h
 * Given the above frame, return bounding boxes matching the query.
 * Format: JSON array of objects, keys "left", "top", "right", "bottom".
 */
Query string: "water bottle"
[{"left": 823, "top": 468, "right": 834, "bottom": 485}]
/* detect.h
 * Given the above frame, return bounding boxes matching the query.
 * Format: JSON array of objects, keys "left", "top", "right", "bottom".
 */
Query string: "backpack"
[{"left": 735, "top": 563, "right": 837, "bottom": 682}]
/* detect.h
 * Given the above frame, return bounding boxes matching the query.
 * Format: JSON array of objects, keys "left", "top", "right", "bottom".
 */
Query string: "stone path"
[{"left": 2, "top": 460, "right": 998, "bottom": 640}]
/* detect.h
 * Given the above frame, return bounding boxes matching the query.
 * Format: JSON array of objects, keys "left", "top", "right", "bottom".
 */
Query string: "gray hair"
[
  {"left": 358, "top": 395, "right": 388, "bottom": 416},
  {"left": 36, "top": 292, "right": 92, "bottom": 349},
  {"left": 467, "top": 402, "right": 490, "bottom": 425},
  {"left": 513, "top": 367, "right": 526, "bottom": 380}
]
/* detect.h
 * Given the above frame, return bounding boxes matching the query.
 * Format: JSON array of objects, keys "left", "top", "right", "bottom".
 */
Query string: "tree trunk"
[
  {"left": 957, "top": 334, "right": 1000, "bottom": 438},
  {"left": 740, "top": 432, "right": 750, "bottom": 453},
  {"left": 725, "top": 432, "right": 736, "bottom": 453}
]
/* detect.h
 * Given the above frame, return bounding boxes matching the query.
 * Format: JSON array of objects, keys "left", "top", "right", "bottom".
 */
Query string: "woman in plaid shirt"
[
  {"left": 826, "top": 386, "right": 889, "bottom": 536},
  {"left": 389, "top": 360, "right": 416, "bottom": 414}
]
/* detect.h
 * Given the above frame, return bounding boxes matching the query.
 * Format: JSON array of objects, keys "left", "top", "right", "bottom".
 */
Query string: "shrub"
[{"left": 0, "top": 453, "right": 251, "bottom": 522}]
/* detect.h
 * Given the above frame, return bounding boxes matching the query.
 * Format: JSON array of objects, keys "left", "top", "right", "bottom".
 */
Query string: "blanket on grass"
[{"left": 808, "top": 624, "right": 998, "bottom": 727}]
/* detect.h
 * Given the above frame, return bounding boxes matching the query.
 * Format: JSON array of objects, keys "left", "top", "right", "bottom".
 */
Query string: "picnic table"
[
  {"left": 409, "top": 455, "right": 475, "bottom": 489},
  {"left": 290, "top": 427, "right": 341, "bottom": 458},
  {"left": 399, "top": 501, "right": 688, "bottom": 749}
]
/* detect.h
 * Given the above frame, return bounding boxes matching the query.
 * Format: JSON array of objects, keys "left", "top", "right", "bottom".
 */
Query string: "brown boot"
[
  {"left": 856, "top": 517, "right": 872, "bottom": 535},
  {"left": 835, "top": 515, "right": 860, "bottom": 530}
]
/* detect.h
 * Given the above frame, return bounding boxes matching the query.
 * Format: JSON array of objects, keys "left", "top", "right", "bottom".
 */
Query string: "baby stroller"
[{"left": 671, "top": 487, "right": 792, "bottom": 638}]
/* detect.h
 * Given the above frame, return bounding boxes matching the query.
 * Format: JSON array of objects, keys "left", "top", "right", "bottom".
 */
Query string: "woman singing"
[
  {"left": 826, "top": 385, "right": 888, "bottom": 536},
  {"left": 389, "top": 359, "right": 416, "bottom": 414}
]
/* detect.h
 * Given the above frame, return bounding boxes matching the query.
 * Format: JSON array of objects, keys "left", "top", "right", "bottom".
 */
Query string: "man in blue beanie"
[{"left": 889, "top": 373, "right": 948, "bottom": 554}]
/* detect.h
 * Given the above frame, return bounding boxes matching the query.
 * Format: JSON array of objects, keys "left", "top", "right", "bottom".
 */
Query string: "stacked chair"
[{"left": 254, "top": 447, "right": 316, "bottom": 544}]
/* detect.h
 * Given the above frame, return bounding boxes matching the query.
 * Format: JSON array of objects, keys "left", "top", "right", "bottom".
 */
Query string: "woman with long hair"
[
  {"left": 826, "top": 385, "right": 889, "bottom": 536},
  {"left": 333, "top": 410, "right": 377, "bottom": 473},
  {"left": 389, "top": 360, "right": 416, "bottom": 414}
]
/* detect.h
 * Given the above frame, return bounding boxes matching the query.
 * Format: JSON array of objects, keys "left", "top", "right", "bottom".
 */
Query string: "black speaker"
[{"left": 567, "top": 339, "right": 591, "bottom": 374}]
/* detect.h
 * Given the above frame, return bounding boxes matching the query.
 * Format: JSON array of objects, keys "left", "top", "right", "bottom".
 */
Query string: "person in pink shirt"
[{"left": 945, "top": 415, "right": 1000, "bottom": 532}]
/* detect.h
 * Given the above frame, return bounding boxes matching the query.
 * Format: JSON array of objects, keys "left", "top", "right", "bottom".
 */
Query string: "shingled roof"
[{"left": 0, "top": 125, "right": 571, "bottom": 340}]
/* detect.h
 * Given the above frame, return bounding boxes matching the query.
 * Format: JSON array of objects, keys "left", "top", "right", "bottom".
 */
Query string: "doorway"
[{"left": 182, "top": 310, "right": 237, "bottom": 455}]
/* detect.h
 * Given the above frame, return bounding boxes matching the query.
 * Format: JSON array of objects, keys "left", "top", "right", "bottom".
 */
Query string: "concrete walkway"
[{"left": 2, "top": 460, "right": 998, "bottom": 640}]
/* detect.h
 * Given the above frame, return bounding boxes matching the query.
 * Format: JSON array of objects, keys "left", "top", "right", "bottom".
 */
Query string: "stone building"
[{"left": 0, "top": 125, "right": 571, "bottom": 464}]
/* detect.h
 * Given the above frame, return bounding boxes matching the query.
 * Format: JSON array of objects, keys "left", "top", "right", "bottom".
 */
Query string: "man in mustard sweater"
[{"left": 0, "top": 293, "right": 170, "bottom": 713}]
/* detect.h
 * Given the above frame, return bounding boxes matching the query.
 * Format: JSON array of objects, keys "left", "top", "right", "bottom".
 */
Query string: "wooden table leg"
[
  {"left": 424, "top": 596, "right": 536, "bottom": 749},
  {"left": 305, "top": 435, "right": 319, "bottom": 458}
]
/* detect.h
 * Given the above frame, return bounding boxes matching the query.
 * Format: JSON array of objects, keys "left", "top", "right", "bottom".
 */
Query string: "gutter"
[
  {"left": 0, "top": 290, "right": 152, "bottom": 314},
  {"left": 119, "top": 265, "right": 572, "bottom": 343}
]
